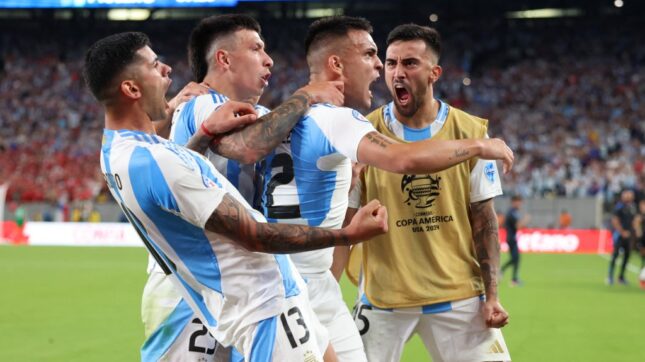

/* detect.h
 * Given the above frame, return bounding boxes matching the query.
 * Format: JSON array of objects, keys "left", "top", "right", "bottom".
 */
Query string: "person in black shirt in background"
[
  {"left": 502, "top": 195, "right": 528, "bottom": 286},
  {"left": 634, "top": 199, "right": 645, "bottom": 269},
  {"left": 607, "top": 189, "right": 637, "bottom": 285}
]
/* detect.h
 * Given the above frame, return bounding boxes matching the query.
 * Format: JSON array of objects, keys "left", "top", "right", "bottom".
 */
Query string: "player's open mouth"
[
  {"left": 261, "top": 73, "right": 271, "bottom": 86},
  {"left": 394, "top": 85, "right": 411, "bottom": 106}
]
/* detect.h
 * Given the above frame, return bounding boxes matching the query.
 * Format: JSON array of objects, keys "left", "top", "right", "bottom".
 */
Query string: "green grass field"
[{"left": 1, "top": 245, "right": 643, "bottom": 361}]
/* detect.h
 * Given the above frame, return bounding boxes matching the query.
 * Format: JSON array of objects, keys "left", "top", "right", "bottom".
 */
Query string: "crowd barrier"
[{"left": 1, "top": 222, "right": 614, "bottom": 253}]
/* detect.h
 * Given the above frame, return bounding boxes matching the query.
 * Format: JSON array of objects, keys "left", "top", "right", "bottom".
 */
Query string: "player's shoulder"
[
  {"left": 448, "top": 104, "right": 488, "bottom": 128},
  {"left": 364, "top": 105, "right": 386, "bottom": 126},
  {"left": 308, "top": 103, "right": 369, "bottom": 123}
]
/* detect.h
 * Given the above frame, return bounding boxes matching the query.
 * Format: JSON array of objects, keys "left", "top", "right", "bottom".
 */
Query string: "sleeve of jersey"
[
  {"left": 152, "top": 149, "right": 226, "bottom": 228},
  {"left": 170, "top": 96, "right": 222, "bottom": 146},
  {"left": 313, "top": 107, "right": 376, "bottom": 162},
  {"left": 469, "top": 134, "right": 503, "bottom": 203}
]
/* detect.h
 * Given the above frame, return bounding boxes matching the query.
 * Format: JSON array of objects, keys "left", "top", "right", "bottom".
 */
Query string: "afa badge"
[{"left": 484, "top": 162, "right": 496, "bottom": 183}]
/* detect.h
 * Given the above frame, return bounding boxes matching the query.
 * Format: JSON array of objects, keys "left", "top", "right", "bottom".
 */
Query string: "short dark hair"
[
  {"left": 511, "top": 195, "right": 523, "bottom": 202},
  {"left": 83, "top": 32, "right": 150, "bottom": 102},
  {"left": 386, "top": 24, "right": 441, "bottom": 60},
  {"left": 188, "top": 14, "right": 261, "bottom": 82},
  {"left": 304, "top": 16, "right": 373, "bottom": 56}
]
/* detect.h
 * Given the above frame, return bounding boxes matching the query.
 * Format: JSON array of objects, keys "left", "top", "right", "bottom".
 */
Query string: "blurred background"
[{"left": 0, "top": 1, "right": 643, "bottom": 361}]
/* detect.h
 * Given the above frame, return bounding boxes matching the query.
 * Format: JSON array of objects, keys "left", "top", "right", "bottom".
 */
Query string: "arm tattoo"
[
  {"left": 365, "top": 132, "right": 394, "bottom": 149},
  {"left": 470, "top": 198, "right": 500, "bottom": 299},
  {"left": 205, "top": 194, "right": 350, "bottom": 253},
  {"left": 212, "top": 93, "right": 311, "bottom": 163},
  {"left": 452, "top": 148, "right": 470, "bottom": 160}
]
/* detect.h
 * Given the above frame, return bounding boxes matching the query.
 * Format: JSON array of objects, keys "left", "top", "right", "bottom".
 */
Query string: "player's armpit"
[{"left": 204, "top": 196, "right": 388, "bottom": 253}]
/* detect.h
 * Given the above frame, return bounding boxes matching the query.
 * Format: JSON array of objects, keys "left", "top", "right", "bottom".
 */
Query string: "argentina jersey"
[
  {"left": 100, "top": 129, "right": 302, "bottom": 347},
  {"left": 170, "top": 89, "right": 270, "bottom": 205},
  {"left": 261, "top": 104, "right": 376, "bottom": 274}
]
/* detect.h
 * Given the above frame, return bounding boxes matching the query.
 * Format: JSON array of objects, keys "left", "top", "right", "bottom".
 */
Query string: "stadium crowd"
[{"left": 0, "top": 18, "right": 643, "bottom": 205}]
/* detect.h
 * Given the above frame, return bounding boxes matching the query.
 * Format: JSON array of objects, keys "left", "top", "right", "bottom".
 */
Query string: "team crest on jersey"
[
  {"left": 352, "top": 109, "right": 369, "bottom": 122},
  {"left": 401, "top": 174, "right": 441, "bottom": 208},
  {"left": 484, "top": 162, "right": 496, "bottom": 183}
]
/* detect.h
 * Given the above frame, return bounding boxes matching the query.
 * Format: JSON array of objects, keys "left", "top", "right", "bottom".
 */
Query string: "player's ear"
[
  {"left": 430, "top": 64, "right": 442, "bottom": 83},
  {"left": 328, "top": 54, "right": 344, "bottom": 76},
  {"left": 215, "top": 49, "right": 230, "bottom": 69},
  {"left": 120, "top": 79, "right": 141, "bottom": 100}
]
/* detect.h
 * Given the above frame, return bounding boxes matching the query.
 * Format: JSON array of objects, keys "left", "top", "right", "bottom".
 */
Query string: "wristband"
[{"left": 200, "top": 122, "right": 216, "bottom": 138}]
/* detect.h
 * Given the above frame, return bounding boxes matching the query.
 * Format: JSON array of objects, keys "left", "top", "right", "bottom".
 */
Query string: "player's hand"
[
  {"left": 167, "top": 82, "right": 209, "bottom": 112},
  {"left": 296, "top": 80, "right": 345, "bottom": 106},
  {"left": 482, "top": 299, "right": 509, "bottom": 328},
  {"left": 479, "top": 138, "right": 514, "bottom": 174},
  {"left": 203, "top": 101, "right": 258, "bottom": 137},
  {"left": 344, "top": 199, "right": 388, "bottom": 243}
]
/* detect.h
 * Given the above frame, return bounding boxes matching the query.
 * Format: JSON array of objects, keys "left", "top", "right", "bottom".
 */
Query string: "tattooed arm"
[
  {"left": 205, "top": 195, "right": 388, "bottom": 254},
  {"left": 470, "top": 198, "right": 509, "bottom": 328},
  {"left": 356, "top": 131, "right": 514, "bottom": 174},
  {"left": 187, "top": 81, "right": 344, "bottom": 163}
]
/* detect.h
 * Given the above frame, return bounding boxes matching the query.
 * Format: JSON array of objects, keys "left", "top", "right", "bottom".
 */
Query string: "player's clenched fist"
[{"left": 345, "top": 199, "right": 389, "bottom": 243}]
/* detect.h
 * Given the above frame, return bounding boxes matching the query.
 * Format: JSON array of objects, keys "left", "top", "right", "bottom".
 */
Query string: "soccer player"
[
  {"left": 85, "top": 32, "right": 389, "bottom": 361},
  {"left": 344, "top": 24, "right": 512, "bottom": 361},
  {"left": 142, "top": 15, "right": 344, "bottom": 362},
  {"left": 608, "top": 189, "right": 637, "bottom": 285},
  {"left": 247, "top": 17, "right": 513, "bottom": 362}
]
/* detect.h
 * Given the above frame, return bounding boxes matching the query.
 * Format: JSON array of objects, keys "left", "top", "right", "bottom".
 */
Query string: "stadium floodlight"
[
  {"left": 107, "top": 8, "right": 149, "bottom": 20},
  {"left": 0, "top": 0, "right": 239, "bottom": 8},
  {"left": 506, "top": 8, "right": 582, "bottom": 19}
]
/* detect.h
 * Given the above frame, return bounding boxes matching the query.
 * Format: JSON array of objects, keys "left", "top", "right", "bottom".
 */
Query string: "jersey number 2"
[{"left": 265, "top": 153, "right": 301, "bottom": 219}]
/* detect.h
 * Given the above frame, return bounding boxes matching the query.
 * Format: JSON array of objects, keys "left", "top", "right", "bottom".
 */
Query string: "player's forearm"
[
  {"left": 211, "top": 92, "right": 311, "bottom": 164},
  {"left": 205, "top": 194, "right": 351, "bottom": 253},
  {"left": 470, "top": 198, "right": 501, "bottom": 301},
  {"left": 330, "top": 207, "right": 359, "bottom": 280},
  {"left": 359, "top": 132, "right": 483, "bottom": 174},
  {"left": 397, "top": 138, "right": 483, "bottom": 174}
]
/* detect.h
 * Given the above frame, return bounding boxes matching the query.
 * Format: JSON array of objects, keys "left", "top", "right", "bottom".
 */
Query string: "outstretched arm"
[
  {"left": 205, "top": 196, "right": 387, "bottom": 254},
  {"left": 187, "top": 81, "right": 344, "bottom": 163},
  {"left": 356, "top": 131, "right": 514, "bottom": 174},
  {"left": 470, "top": 198, "right": 509, "bottom": 328}
]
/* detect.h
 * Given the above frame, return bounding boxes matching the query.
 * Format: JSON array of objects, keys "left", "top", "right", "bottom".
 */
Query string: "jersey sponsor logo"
[
  {"left": 484, "top": 162, "right": 496, "bottom": 183},
  {"left": 401, "top": 174, "right": 441, "bottom": 208}
]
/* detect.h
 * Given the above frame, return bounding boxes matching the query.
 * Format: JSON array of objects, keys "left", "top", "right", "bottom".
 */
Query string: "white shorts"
[
  {"left": 141, "top": 271, "right": 243, "bottom": 362},
  {"left": 236, "top": 285, "right": 330, "bottom": 362},
  {"left": 303, "top": 270, "right": 367, "bottom": 362},
  {"left": 355, "top": 295, "right": 511, "bottom": 362}
]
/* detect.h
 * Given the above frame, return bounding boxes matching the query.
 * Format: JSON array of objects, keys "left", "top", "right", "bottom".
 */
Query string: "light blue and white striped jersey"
[
  {"left": 260, "top": 104, "right": 376, "bottom": 274},
  {"left": 100, "top": 129, "right": 302, "bottom": 347},
  {"left": 170, "top": 89, "right": 270, "bottom": 205}
]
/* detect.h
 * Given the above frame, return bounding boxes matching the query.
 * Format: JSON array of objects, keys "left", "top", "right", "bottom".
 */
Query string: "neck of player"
[
  {"left": 104, "top": 102, "right": 156, "bottom": 134},
  {"left": 203, "top": 75, "right": 257, "bottom": 104}
]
